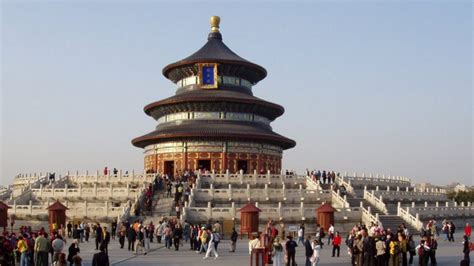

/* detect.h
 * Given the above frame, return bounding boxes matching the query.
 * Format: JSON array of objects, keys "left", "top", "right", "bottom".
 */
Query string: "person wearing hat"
[{"left": 198, "top": 226, "right": 208, "bottom": 254}]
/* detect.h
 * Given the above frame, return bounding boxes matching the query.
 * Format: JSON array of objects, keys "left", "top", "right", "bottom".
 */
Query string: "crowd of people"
[{"left": 306, "top": 169, "right": 340, "bottom": 185}]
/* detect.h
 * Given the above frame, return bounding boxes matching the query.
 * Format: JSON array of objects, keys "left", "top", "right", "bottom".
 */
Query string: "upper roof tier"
[{"left": 162, "top": 16, "right": 267, "bottom": 84}]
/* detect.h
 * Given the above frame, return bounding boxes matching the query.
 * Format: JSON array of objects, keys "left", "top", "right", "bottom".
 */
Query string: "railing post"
[
  {"left": 246, "top": 183, "right": 250, "bottom": 201},
  {"left": 84, "top": 200, "right": 88, "bottom": 217},
  {"left": 412, "top": 202, "right": 415, "bottom": 208},
  {"left": 225, "top": 169, "right": 230, "bottom": 183},
  {"left": 424, "top": 202, "right": 428, "bottom": 208},
  {"left": 264, "top": 184, "right": 269, "bottom": 200},
  {"left": 278, "top": 202, "right": 282, "bottom": 218},
  {"left": 239, "top": 170, "right": 244, "bottom": 184},
  {"left": 228, "top": 184, "right": 233, "bottom": 200},
  {"left": 210, "top": 183, "right": 215, "bottom": 198},
  {"left": 397, "top": 202, "right": 401, "bottom": 216}
]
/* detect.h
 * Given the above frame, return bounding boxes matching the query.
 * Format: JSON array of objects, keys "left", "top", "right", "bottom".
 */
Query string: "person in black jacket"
[
  {"left": 462, "top": 235, "right": 470, "bottom": 265},
  {"left": 103, "top": 227, "right": 111, "bottom": 254},
  {"left": 72, "top": 225, "right": 80, "bottom": 242},
  {"left": 95, "top": 223, "right": 103, "bottom": 250},
  {"left": 173, "top": 224, "right": 183, "bottom": 251},
  {"left": 67, "top": 240, "right": 80, "bottom": 266},
  {"left": 92, "top": 243, "right": 109, "bottom": 266},
  {"left": 229, "top": 228, "right": 238, "bottom": 252},
  {"left": 127, "top": 226, "right": 136, "bottom": 251},
  {"left": 304, "top": 235, "right": 313, "bottom": 266},
  {"left": 285, "top": 235, "right": 298, "bottom": 266}
]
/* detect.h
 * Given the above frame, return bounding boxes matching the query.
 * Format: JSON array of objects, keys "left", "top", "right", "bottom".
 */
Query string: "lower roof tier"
[
  {"left": 144, "top": 90, "right": 284, "bottom": 121},
  {"left": 132, "top": 120, "right": 296, "bottom": 149}
]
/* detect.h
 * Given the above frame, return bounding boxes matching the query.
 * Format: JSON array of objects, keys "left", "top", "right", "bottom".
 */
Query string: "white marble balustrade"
[
  {"left": 373, "top": 190, "right": 447, "bottom": 201},
  {"left": 30, "top": 183, "right": 144, "bottom": 200},
  {"left": 364, "top": 189, "right": 388, "bottom": 214},
  {"left": 9, "top": 200, "right": 127, "bottom": 219}
]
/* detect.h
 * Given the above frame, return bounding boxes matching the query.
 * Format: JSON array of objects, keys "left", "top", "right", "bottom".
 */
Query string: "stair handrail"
[
  {"left": 363, "top": 188, "right": 388, "bottom": 215},
  {"left": 335, "top": 176, "right": 354, "bottom": 194},
  {"left": 331, "top": 189, "right": 350, "bottom": 208},
  {"left": 361, "top": 202, "right": 380, "bottom": 227},
  {"left": 397, "top": 203, "right": 423, "bottom": 231}
]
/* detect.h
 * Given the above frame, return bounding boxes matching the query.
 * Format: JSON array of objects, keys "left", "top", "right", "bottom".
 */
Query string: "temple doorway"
[
  {"left": 198, "top": 160, "right": 211, "bottom": 172},
  {"left": 237, "top": 160, "right": 248, "bottom": 174},
  {"left": 164, "top": 161, "right": 174, "bottom": 178}
]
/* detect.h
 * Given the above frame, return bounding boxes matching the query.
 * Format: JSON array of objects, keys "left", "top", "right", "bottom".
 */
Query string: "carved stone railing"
[
  {"left": 335, "top": 176, "right": 354, "bottom": 194},
  {"left": 363, "top": 189, "right": 388, "bottom": 215},
  {"left": 31, "top": 183, "right": 143, "bottom": 199},
  {"left": 373, "top": 190, "right": 447, "bottom": 202},
  {"left": 397, "top": 203, "right": 423, "bottom": 230},
  {"left": 361, "top": 202, "right": 379, "bottom": 227},
  {"left": 343, "top": 172, "right": 411, "bottom": 184},
  {"left": 331, "top": 189, "right": 350, "bottom": 208},
  {"left": 10, "top": 200, "right": 127, "bottom": 219}
]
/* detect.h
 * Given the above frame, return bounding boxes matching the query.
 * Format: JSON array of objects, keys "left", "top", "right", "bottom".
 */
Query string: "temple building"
[{"left": 132, "top": 16, "right": 296, "bottom": 176}]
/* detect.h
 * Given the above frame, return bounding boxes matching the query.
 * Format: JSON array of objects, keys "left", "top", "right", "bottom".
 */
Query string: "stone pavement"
[{"left": 70, "top": 235, "right": 467, "bottom": 266}]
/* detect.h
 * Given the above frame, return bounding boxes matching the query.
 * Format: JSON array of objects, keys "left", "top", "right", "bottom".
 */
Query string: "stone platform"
[{"left": 65, "top": 234, "right": 467, "bottom": 266}]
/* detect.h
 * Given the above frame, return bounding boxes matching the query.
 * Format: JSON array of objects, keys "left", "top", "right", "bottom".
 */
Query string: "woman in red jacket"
[
  {"left": 465, "top": 223, "right": 471, "bottom": 240},
  {"left": 332, "top": 231, "right": 342, "bottom": 257}
]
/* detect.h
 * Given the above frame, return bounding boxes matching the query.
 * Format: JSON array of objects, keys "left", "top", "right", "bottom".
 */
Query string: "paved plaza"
[{"left": 67, "top": 235, "right": 468, "bottom": 266}]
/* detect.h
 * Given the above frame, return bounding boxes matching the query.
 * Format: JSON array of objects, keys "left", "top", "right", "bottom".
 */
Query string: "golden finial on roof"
[{"left": 210, "top": 16, "right": 220, "bottom": 33}]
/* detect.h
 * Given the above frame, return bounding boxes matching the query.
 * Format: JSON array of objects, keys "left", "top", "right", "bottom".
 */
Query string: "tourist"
[
  {"left": 51, "top": 235, "right": 66, "bottom": 266},
  {"left": 442, "top": 221, "right": 450, "bottom": 241},
  {"left": 416, "top": 239, "right": 430, "bottom": 266},
  {"left": 66, "top": 222, "right": 72, "bottom": 239},
  {"left": 248, "top": 233, "right": 262, "bottom": 254},
  {"left": 84, "top": 223, "right": 90, "bottom": 242},
  {"left": 426, "top": 235, "right": 437, "bottom": 265},
  {"left": 399, "top": 233, "right": 408, "bottom": 266},
  {"left": 332, "top": 231, "right": 341, "bottom": 257},
  {"left": 94, "top": 223, "right": 102, "bottom": 250},
  {"left": 34, "top": 231, "right": 50, "bottom": 266},
  {"left": 183, "top": 220, "right": 190, "bottom": 243},
  {"left": 103, "top": 167, "right": 108, "bottom": 176},
  {"left": 54, "top": 252, "right": 67, "bottom": 266},
  {"left": 155, "top": 220, "right": 164, "bottom": 244},
  {"left": 72, "top": 225, "right": 80, "bottom": 243},
  {"left": 229, "top": 227, "right": 238, "bottom": 252},
  {"left": 118, "top": 223, "right": 126, "bottom": 248},
  {"left": 212, "top": 229, "right": 221, "bottom": 251},
  {"left": 462, "top": 235, "right": 470, "bottom": 265},
  {"left": 272, "top": 237, "right": 284, "bottom": 266},
  {"left": 285, "top": 235, "right": 298, "bottom": 266},
  {"left": 92, "top": 243, "right": 109, "bottom": 266},
  {"left": 134, "top": 225, "right": 147, "bottom": 255},
  {"left": 203, "top": 228, "right": 219, "bottom": 259},
  {"left": 198, "top": 226, "right": 208, "bottom": 254},
  {"left": 111, "top": 221, "right": 117, "bottom": 240},
  {"left": 148, "top": 221, "right": 155, "bottom": 243},
  {"left": 102, "top": 227, "right": 111, "bottom": 254},
  {"left": 173, "top": 223, "right": 183, "bottom": 251},
  {"left": 407, "top": 235, "right": 416, "bottom": 265},
  {"left": 17, "top": 235, "right": 29, "bottom": 266},
  {"left": 310, "top": 239, "right": 321, "bottom": 266},
  {"left": 327, "top": 224, "right": 335, "bottom": 245},
  {"left": 304, "top": 235, "right": 313, "bottom": 266},
  {"left": 67, "top": 240, "right": 80, "bottom": 266},
  {"left": 464, "top": 223, "right": 471, "bottom": 240},
  {"left": 127, "top": 225, "right": 136, "bottom": 251},
  {"left": 375, "top": 236, "right": 386, "bottom": 266},
  {"left": 164, "top": 224, "right": 173, "bottom": 249},
  {"left": 388, "top": 235, "right": 400, "bottom": 266},
  {"left": 449, "top": 221, "right": 456, "bottom": 242},
  {"left": 298, "top": 224, "right": 305, "bottom": 245},
  {"left": 315, "top": 224, "right": 325, "bottom": 249},
  {"left": 353, "top": 234, "right": 363, "bottom": 266}
]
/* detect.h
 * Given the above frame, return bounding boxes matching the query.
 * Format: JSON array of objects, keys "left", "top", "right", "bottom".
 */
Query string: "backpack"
[
  {"left": 469, "top": 242, "right": 474, "bottom": 251},
  {"left": 393, "top": 242, "right": 400, "bottom": 254},
  {"left": 418, "top": 246, "right": 424, "bottom": 257},
  {"left": 213, "top": 233, "right": 220, "bottom": 243}
]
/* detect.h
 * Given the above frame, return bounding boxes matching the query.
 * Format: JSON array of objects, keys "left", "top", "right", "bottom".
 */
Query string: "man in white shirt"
[{"left": 248, "top": 233, "right": 262, "bottom": 254}]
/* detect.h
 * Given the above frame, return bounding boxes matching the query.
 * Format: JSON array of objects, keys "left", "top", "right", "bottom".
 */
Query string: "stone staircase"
[{"left": 378, "top": 215, "right": 418, "bottom": 234}]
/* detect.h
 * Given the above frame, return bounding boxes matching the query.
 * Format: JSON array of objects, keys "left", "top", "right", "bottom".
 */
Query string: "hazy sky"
[{"left": 1, "top": 1, "right": 472, "bottom": 186}]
